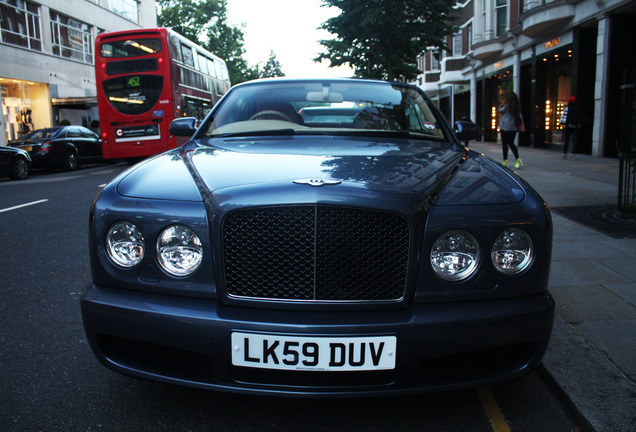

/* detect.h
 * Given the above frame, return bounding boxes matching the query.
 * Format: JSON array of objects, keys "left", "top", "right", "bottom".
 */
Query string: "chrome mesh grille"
[{"left": 222, "top": 206, "right": 409, "bottom": 301}]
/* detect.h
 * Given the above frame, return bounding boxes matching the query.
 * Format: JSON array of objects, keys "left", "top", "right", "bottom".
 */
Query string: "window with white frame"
[
  {"left": 495, "top": 0, "right": 507, "bottom": 37},
  {"left": 0, "top": 0, "right": 41, "bottom": 51},
  {"left": 108, "top": 0, "right": 139, "bottom": 23},
  {"left": 430, "top": 49, "right": 439, "bottom": 71},
  {"left": 452, "top": 33, "right": 462, "bottom": 56},
  {"left": 50, "top": 10, "right": 93, "bottom": 63}
]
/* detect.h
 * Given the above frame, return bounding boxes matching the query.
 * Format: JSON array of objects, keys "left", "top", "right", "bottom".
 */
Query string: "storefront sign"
[
  {"left": 494, "top": 61, "right": 504, "bottom": 69},
  {"left": 545, "top": 38, "right": 561, "bottom": 50}
]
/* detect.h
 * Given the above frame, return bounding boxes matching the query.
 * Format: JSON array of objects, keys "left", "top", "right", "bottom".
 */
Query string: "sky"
[{"left": 225, "top": 0, "right": 353, "bottom": 78}]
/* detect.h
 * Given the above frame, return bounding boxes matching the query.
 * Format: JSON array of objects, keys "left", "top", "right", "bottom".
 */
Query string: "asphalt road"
[{"left": 0, "top": 163, "right": 580, "bottom": 432}]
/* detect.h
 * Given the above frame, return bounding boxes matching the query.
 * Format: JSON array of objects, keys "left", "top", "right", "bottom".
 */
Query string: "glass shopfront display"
[
  {"left": 0, "top": 78, "right": 51, "bottom": 145},
  {"left": 538, "top": 49, "right": 572, "bottom": 147}
]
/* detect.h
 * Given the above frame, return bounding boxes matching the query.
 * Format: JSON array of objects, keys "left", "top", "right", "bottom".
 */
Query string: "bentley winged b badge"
[{"left": 293, "top": 179, "right": 341, "bottom": 187}]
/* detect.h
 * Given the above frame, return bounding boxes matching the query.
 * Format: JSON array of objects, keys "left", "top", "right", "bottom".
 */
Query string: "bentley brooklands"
[{"left": 81, "top": 78, "right": 554, "bottom": 396}]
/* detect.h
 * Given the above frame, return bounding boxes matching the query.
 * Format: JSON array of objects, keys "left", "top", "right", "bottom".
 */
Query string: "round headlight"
[
  {"left": 430, "top": 230, "right": 480, "bottom": 281},
  {"left": 491, "top": 228, "right": 533, "bottom": 275},
  {"left": 156, "top": 224, "right": 203, "bottom": 276},
  {"left": 106, "top": 221, "right": 145, "bottom": 268}
]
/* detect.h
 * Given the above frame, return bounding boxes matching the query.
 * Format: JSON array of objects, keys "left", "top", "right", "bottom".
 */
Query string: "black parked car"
[
  {"left": 10, "top": 126, "right": 103, "bottom": 171},
  {"left": 0, "top": 145, "right": 31, "bottom": 180},
  {"left": 81, "top": 78, "right": 554, "bottom": 397}
]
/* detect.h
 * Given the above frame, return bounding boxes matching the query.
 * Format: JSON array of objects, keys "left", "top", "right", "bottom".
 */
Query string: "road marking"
[
  {"left": 477, "top": 387, "right": 511, "bottom": 432},
  {"left": 98, "top": 183, "right": 107, "bottom": 188},
  {"left": 0, "top": 199, "right": 49, "bottom": 214}
]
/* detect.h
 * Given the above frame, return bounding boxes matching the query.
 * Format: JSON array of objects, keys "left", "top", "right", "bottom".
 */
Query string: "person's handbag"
[{"left": 516, "top": 113, "right": 526, "bottom": 132}]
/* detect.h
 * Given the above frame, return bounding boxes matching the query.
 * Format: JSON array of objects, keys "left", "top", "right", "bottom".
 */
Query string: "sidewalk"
[{"left": 469, "top": 142, "right": 636, "bottom": 431}]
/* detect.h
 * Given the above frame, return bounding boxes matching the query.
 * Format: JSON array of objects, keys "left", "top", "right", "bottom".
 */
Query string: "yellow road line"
[{"left": 477, "top": 386, "right": 511, "bottom": 432}]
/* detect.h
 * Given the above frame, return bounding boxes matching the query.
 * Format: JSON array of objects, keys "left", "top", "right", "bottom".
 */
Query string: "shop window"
[
  {"left": 0, "top": 0, "right": 42, "bottom": 51},
  {"left": 50, "top": 11, "right": 93, "bottom": 63},
  {"left": 107, "top": 0, "right": 138, "bottom": 24}
]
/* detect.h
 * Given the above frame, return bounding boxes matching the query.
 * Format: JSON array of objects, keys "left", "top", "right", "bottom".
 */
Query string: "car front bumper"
[{"left": 81, "top": 283, "right": 554, "bottom": 397}]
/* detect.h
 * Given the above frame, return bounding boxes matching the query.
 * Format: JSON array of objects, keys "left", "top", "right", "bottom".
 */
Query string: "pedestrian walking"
[
  {"left": 559, "top": 96, "right": 586, "bottom": 159},
  {"left": 498, "top": 91, "right": 523, "bottom": 168}
]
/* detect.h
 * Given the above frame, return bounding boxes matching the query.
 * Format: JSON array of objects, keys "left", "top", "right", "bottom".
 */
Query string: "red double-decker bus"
[{"left": 95, "top": 28, "right": 230, "bottom": 160}]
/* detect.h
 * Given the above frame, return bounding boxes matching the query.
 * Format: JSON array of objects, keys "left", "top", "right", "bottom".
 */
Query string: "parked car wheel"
[
  {"left": 64, "top": 150, "right": 78, "bottom": 171},
  {"left": 11, "top": 156, "right": 30, "bottom": 180}
]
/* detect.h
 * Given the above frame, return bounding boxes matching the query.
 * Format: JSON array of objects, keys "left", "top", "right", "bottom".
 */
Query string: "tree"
[
  {"left": 316, "top": 0, "right": 458, "bottom": 81},
  {"left": 156, "top": 0, "right": 223, "bottom": 44},
  {"left": 260, "top": 51, "right": 285, "bottom": 78},
  {"left": 157, "top": 0, "right": 267, "bottom": 84},
  {"left": 204, "top": 8, "right": 260, "bottom": 84}
]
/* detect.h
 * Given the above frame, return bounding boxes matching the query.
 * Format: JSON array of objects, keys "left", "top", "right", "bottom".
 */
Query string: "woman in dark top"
[{"left": 560, "top": 96, "right": 585, "bottom": 159}]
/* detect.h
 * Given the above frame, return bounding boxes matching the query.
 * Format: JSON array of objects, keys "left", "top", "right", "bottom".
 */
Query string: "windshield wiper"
[{"left": 211, "top": 128, "right": 296, "bottom": 138}]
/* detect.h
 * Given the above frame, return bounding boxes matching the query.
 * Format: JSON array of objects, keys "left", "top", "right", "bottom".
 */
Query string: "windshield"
[
  {"left": 102, "top": 75, "right": 164, "bottom": 115},
  {"left": 203, "top": 80, "right": 446, "bottom": 139},
  {"left": 100, "top": 38, "right": 162, "bottom": 58}
]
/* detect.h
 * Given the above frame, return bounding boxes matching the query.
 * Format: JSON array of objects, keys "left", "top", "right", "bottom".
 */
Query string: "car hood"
[{"left": 116, "top": 136, "right": 523, "bottom": 211}]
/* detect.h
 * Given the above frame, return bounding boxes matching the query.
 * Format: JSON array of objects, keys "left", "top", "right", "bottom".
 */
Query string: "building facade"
[
  {"left": 416, "top": 0, "right": 636, "bottom": 157},
  {"left": 0, "top": 0, "right": 157, "bottom": 146}
]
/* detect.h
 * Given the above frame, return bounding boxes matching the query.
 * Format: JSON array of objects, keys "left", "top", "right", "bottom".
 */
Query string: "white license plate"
[{"left": 231, "top": 332, "right": 396, "bottom": 371}]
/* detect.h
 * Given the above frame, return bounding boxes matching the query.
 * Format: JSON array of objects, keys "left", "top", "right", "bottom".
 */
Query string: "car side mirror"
[
  {"left": 169, "top": 117, "right": 198, "bottom": 137},
  {"left": 454, "top": 120, "right": 481, "bottom": 144}
]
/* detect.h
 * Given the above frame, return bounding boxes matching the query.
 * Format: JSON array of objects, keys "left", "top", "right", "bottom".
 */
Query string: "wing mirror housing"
[
  {"left": 454, "top": 120, "right": 481, "bottom": 144},
  {"left": 169, "top": 117, "right": 198, "bottom": 137}
]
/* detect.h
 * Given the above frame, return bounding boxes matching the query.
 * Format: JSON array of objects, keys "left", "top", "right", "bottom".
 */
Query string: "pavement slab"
[{"left": 470, "top": 141, "right": 636, "bottom": 431}]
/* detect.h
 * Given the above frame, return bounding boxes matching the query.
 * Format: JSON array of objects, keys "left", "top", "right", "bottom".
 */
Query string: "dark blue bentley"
[{"left": 81, "top": 78, "right": 554, "bottom": 396}]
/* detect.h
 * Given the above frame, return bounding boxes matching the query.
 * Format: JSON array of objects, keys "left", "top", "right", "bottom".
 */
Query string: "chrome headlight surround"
[
  {"left": 156, "top": 224, "right": 203, "bottom": 277},
  {"left": 105, "top": 221, "right": 145, "bottom": 268},
  {"left": 430, "top": 230, "right": 481, "bottom": 281},
  {"left": 491, "top": 228, "right": 534, "bottom": 275}
]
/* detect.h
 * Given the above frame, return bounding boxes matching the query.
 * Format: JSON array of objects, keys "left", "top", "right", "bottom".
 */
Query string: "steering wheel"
[{"left": 248, "top": 110, "right": 294, "bottom": 122}]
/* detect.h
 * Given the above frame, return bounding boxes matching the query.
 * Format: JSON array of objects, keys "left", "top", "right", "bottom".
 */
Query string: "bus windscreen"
[
  {"left": 102, "top": 75, "right": 164, "bottom": 115},
  {"left": 100, "top": 38, "right": 162, "bottom": 58}
]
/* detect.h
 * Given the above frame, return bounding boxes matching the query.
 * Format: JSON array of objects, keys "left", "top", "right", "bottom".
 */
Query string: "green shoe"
[
  {"left": 503, "top": 159, "right": 509, "bottom": 166},
  {"left": 514, "top": 158, "right": 522, "bottom": 168}
]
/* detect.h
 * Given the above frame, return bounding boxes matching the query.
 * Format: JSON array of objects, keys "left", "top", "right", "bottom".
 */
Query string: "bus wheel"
[{"left": 64, "top": 150, "right": 79, "bottom": 171}]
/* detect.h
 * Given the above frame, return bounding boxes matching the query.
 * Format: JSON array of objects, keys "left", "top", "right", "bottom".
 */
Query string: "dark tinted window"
[
  {"left": 102, "top": 75, "right": 164, "bottom": 115},
  {"left": 100, "top": 38, "right": 162, "bottom": 58},
  {"left": 23, "top": 128, "right": 61, "bottom": 139},
  {"left": 67, "top": 127, "right": 82, "bottom": 137},
  {"left": 79, "top": 127, "right": 98, "bottom": 138}
]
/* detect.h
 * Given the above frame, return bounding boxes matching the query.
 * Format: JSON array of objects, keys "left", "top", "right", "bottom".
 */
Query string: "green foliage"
[
  {"left": 260, "top": 51, "right": 285, "bottom": 78},
  {"left": 316, "top": 0, "right": 458, "bottom": 81},
  {"left": 156, "top": 0, "right": 276, "bottom": 84},
  {"left": 204, "top": 7, "right": 260, "bottom": 84},
  {"left": 156, "top": 0, "right": 222, "bottom": 44}
]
